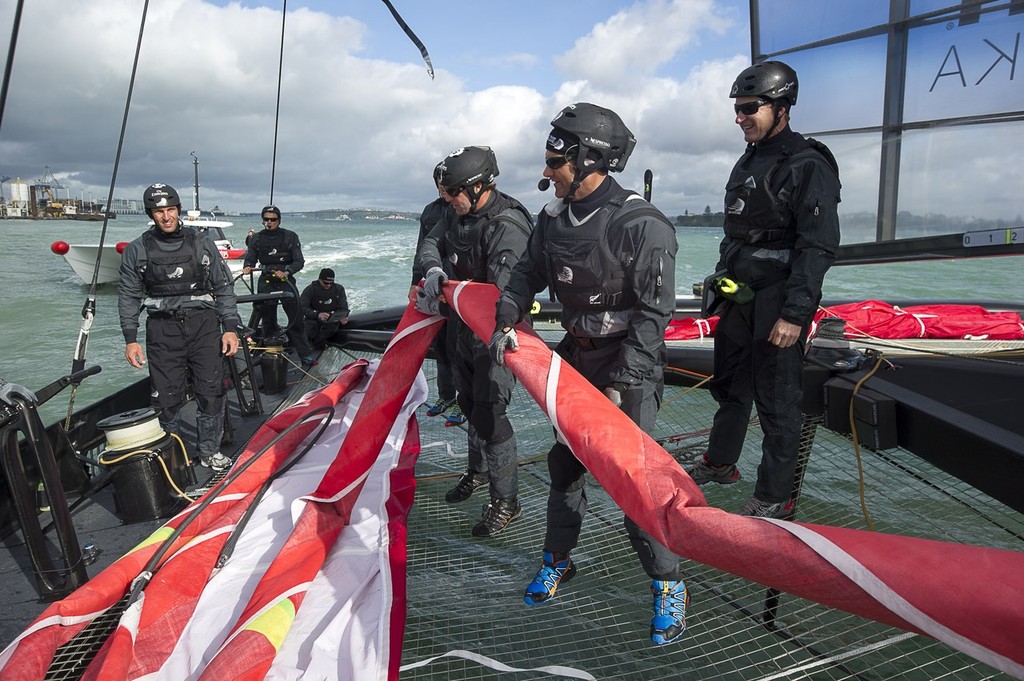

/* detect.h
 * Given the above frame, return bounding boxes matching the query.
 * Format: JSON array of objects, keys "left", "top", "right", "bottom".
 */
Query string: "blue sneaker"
[
  {"left": 650, "top": 579, "right": 689, "bottom": 645},
  {"left": 426, "top": 397, "right": 456, "bottom": 417},
  {"left": 444, "top": 405, "right": 467, "bottom": 427},
  {"left": 524, "top": 551, "right": 576, "bottom": 605}
]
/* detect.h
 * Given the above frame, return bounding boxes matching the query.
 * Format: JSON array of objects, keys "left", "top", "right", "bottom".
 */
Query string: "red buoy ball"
[
  {"left": 115, "top": 241, "right": 129, "bottom": 254},
  {"left": 51, "top": 241, "right": 70, "bottom": 255}
]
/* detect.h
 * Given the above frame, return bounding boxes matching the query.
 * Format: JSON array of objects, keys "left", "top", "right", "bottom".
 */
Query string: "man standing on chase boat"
[{"left": 118, "top": 183, "right": 240, "bottom": 472}]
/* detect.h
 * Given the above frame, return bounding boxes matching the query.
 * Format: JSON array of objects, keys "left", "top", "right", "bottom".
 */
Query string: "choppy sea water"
[{"left": 2, "top": 215, "right": 1021, "bottom": 424}]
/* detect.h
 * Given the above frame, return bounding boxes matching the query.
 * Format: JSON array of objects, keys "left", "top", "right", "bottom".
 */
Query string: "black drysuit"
[{"left": 707, "top": 126, "right": 841, "bottom": 503}]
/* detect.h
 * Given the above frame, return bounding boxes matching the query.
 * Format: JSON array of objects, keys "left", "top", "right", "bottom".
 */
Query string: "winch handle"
[{"left": 34, "top": 365, "right": 102, "bottom": 406}]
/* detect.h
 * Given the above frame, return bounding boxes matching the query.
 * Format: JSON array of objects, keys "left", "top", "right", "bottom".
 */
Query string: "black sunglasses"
[
  {"left": 441, "top": 185, "right": 464, "bottom": 197},
  {"left": 544, "top": 156, "right": 569, "bottom": 170},
  {"left": 734, "top": 99, "right": 772, "bottom": 116},
  {"left": 262, "top": 216, "right": 280, "bottom": 222}
]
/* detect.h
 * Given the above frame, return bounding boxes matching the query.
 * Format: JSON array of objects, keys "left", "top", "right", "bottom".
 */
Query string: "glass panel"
[
  {"left": 776, "top": 37, "right": 888, "bottom": 132},
  {"left": 896, "top": 122, "right": 1024, "bottom": 237},
  {"left": 822, "top": 133, "right": 883, "bottom": 245},
  {"left": 909, "top": 0, "right": 965, "bottom": 16},
  {"left": 756, "top": 0, "right": 889, "bottom": 54},
  {"left": 904, "top": 8, "right": 1024, "bottom": 120}
]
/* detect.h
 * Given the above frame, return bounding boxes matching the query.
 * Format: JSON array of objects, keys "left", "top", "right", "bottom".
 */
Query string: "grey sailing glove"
[
  {"left": 414, "top": 288, "right": 439, "bottom": 316},
  {"left": 489, "top": 326, "right": 519, "bottom": 365},
  {"left": 422, "top": 266, "right": 449, "bottom": 300},
  {"left": 603, "top": 382, "right": 627, "bottom": 408}
]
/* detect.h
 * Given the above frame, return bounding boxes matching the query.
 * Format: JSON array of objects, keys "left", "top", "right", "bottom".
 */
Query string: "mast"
[{"left": 190, "top": 150, "right": 200, "bottom": 212}]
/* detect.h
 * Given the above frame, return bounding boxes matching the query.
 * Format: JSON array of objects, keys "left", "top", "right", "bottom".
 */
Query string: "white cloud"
[{"left": 0, "top": 0, "right": 750, "bottom": 218}]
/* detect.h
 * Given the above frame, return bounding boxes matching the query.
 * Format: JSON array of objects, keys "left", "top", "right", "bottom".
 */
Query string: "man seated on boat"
[
  {"left": 685, "top": 61, "right": 841, "bottom": 519},
  {"left": 117, "top": 183, "right": 240, "bottom": 472},
  {"left": 241, "top": 205, "right": 317, "bottom": 367},
  {"left": 299, "top": 267, "right": 349, "bottom": 350},
  {"left": 415, "top": 146, "right": 534, "bottom": 538},
  {"left": 489, "top": 103, "right": 688, "bottom": 646}
]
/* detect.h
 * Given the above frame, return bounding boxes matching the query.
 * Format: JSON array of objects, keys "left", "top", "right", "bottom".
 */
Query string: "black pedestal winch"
[{"left": 96, "top": 408, "right": 194, "bottom": 523}]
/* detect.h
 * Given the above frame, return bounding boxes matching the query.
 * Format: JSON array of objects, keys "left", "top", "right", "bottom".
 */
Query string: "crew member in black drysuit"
[
  {"left": 118, "top": 183, "right": 241, "bottom": 472},
  {"left": 299, "top": 267, "right": 349, "bottom": 349},
  {"left": 685, "top": 61, "right": 841, "bottom": 519},
  {"left": 241, "top": 205, "right": 315, "bottom": 365},
  {"left": 489, "top": 103, "right": 687, "bottom": 646},
  {"left": 409, "top": 173, "right": 460, "bottom": 421},
  {"left": 415, "top": 146, "right": 533, "bottom": 538}
]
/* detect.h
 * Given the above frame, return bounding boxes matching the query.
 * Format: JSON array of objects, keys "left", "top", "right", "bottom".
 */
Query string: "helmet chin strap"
[
  {"left": 758, "top": 103, "right": 787, "bottom": 144},
  {"left": 465, "top": 183, "right": 485, "bottom": 212},
  {"left": 565, "top": 144, "right": 596, "bottom": 202}
]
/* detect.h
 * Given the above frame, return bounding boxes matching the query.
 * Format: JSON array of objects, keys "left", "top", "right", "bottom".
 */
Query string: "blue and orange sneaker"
[
  {"left": 524, "top": 551, "right": 576, "bottom": 605},
  {"left": 444, "top": 405, "right": 467, "bottom": 427},
  {"left": 650, "top": 579, "right": 689, "bottom": 645},
  {"left": 425, "top": 397, "right": 456, "bottom": 417}
]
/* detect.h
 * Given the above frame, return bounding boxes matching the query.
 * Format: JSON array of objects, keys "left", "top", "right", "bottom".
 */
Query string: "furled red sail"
[
  {"left": 447, "top": 280, "right": 1024, "bottom": 678},
  {"left": 0, "top": 310, "right": 441, "bottom": 680}
]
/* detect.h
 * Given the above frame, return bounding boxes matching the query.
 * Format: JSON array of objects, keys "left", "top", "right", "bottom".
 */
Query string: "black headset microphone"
[{"left": 537, "top": 178, "right": 551, "bottom": 191}]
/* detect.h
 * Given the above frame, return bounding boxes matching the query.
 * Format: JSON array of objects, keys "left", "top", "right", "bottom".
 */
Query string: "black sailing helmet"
[
  {"left": 434, "top": 146, "right": 499, "bottom": 211},
  {"left": 729, "top": 61, "right": 799, "bottom": 106},
  {"left": 143, "top": 183, "right": 182, "bottom": 218},
  {"left": 550, "top": 102, "right": 636, "bottom": 174},
  {"left": 549, "top": 103, "right": 635, "bottom": 201}
]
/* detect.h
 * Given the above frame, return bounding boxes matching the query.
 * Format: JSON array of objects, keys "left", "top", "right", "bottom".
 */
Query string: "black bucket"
[
  {"left": 97, "top": 409, "right": 192, "bottom": 523},
  {"left": 261, "top": 350, "right": 287, "bottom": 394}
]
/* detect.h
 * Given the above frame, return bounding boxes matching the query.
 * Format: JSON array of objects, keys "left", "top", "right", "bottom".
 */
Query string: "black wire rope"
[
  {"left": 0, "top": 0, "right": 25, "bottom": 136},
  {"left": 268, "top": 0, "right": 287, "bottom": 203},
  {"left": 63, "top": 0, "right": 151, "bottom": 433},
  {"left": 380, "top": 0, "right": 434, "bottom": 79}
]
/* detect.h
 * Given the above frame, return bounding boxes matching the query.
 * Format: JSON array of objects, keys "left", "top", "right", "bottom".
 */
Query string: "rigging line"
[
  {"left": 68, "top": 0, "right": 150, "bottom": 388},
  {"left": 269, "top": 0, "right": 286, "bottom": 203},
  {"left": 380, "top": 0, "right": 434, "bottom": 79},
  {"left": 0, "top": 0, "right": 24, "bottom": 135}
]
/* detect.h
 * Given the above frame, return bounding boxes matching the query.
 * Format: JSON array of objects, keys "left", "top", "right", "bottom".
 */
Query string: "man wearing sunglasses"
[
  {"left": 416, "top": 146, "right": 534, "bottom": 538},
  {"left": 490, "top": 103, "right": 686, "bottom": 646},
  {"left": 685, "top": 62, "right": 841, "bottom": 520},
  {"left": 118, "top": 183, "right": 240, "bottom": 472},
  {"left": 242, "top": 205, "right": 316, "bottom": 366}
]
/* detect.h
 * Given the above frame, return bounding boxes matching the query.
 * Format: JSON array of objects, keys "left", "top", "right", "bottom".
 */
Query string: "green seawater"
[{"left": 1, "top": 217, "right": 1021, "bottom": 424}]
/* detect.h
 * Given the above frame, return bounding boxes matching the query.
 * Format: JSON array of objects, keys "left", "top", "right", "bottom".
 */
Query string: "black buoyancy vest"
[
  {"left": 309, "top": 285, "right": 340, "bottom": 314},
  {"left": 444, "top": 192, "right": 533, "bottom": 282},
  {"left": 142, "top": 228, "right": 210, "bottom": 297},
  {"left": 544, "top": 189, "right": 666, "bottom": 312},
  {"left": 255, "top": 229, "right": 295, "bottom": 267},
  {"left": 723, "top": 136, "right": 838, "bottom": 248}
]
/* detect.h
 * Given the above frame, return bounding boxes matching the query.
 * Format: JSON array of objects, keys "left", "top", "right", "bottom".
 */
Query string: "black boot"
[
  {"left": 445, "top": 471, "right": 488, "bottom": 503},
  {"left": 471, "top": 497, "right": 522, "bottom": 537}
]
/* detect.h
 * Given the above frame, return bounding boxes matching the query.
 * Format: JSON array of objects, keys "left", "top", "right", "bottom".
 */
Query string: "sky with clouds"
[
  {"left": 0, "top": 0, "right": 753, "bottom": 216},
  {"left": 1, "top": 0, "right": 1021, "bottom": 228}
]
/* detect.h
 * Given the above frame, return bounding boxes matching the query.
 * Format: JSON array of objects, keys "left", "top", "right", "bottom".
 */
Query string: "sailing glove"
[
  {"left": 489, "top": 326, "right": 519, "bottom": 365},
  {"left": 414, "top": 288, "right": 440, "bottom": 316},
  {"left": 603, "top": 382, "right": 628, "bottom": 408},
  {"left": 422, "top": 267, "right": 449, "bottom": 300}
]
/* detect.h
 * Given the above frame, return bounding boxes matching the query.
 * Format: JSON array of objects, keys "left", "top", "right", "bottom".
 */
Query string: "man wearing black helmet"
[
  {"left": 489, "top": 103, "right": 687, "bottom": 646},
  {"left": 685, "top": 61, "right": 841, "bottom": 519},
  {"left": 241, "top": 206, "right": 316, "bottom": 367},
  {"left": 118, "top": 183, "right": 241, "bottom": 472},
  {"left": 416, "top": 146, "right": 533, "bottom": 538},
  {"left": 409, "top": 164, "right": 463, "bottom": 425},
  {"left": 298, "top": 267, "right": 349, "bottom": 350}
]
